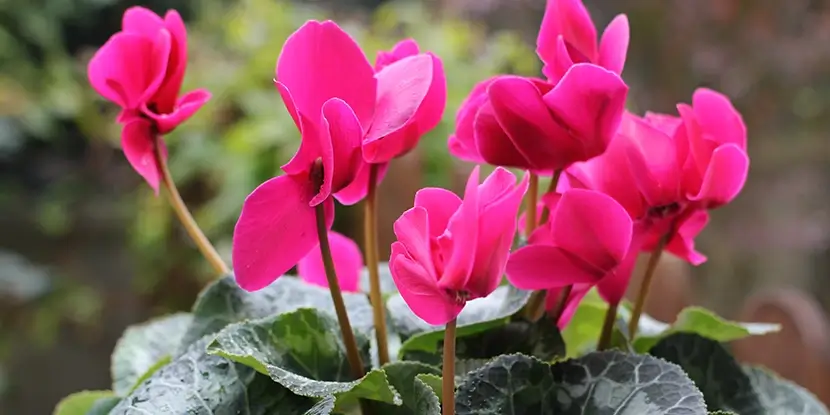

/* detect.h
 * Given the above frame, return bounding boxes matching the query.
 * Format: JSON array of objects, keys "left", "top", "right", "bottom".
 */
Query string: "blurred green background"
[{"left": 1, "top": 0, "right": 829, "bottom": 413}]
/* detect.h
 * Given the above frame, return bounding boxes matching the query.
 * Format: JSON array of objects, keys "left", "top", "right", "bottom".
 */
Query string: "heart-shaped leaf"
[
  {"left": 389, "top": 285, "right": 532, "bottom": 354},
  {"left": 53, "top": 390, "right": 118, "bottom": 415},
  {"left": 206, "top": 308, "right": 401, "bottom": 409},
  {"left": 649, "top": 332, "right": 829, "bottom": 415},
  {"left": 631, "top": 306, "right": 779, "bottom": 352},
  {"left": 111, "top": 312, "right": 192, "bottom": 395},
  {"left": 109, "top": 336, "right": 317, "bottom": 414},
  {"left": 454, "top": 352, "right": 706, "bottom": 414},
  {"left": 179, "top": 275, "right": 374, "bottom": 354},
  {"left": 375, "top": 361, "right": 442, "bottom": 415}
]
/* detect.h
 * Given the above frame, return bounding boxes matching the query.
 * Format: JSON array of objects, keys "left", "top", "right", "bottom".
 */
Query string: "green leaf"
[
  {"left": 111, "top": 312, "right": 192, "bottom": 395},
  {"left": 179, "top": 275, "right": 374, "bottom": 354},
  {"left": 649, "top": 333, "right": 764, "bottom": 413},
  {"left": 359, "top": 261, "right": 398, "bottom": 297},
  {"left": 304, "top": 396, "right": 336, "bottom": 415},
  {"left": 632, "top": 306, "right": 779, "bottom": 352},
  {"left": 53, "top": 390, "right": 115, "bottom": 415},
  {"left": 454, "top": 352, "right": 706, "bottom": 415},
  {"left": 375, "top": 361, "right": 442, "bottom": 414},
  {"left": 110, "top": 336, "right": 317, "bottom": 414},
  {"left": 416, "top": 373, "right": 443, "bottom": 403},
  {"left": 744, "top": 366, "right": 829, "bottom": 415},
  {"left": 207, "top": 308, "right": 401, "bottom": 409},
  {"left": 456, "top": 318, "right": 566, "bottom": 362},
  {"left": 561, "top": 297, "right": 606, "bottom": 357},
  {"left": 390, "top": 285, "right": 531, "bottom": 354}
]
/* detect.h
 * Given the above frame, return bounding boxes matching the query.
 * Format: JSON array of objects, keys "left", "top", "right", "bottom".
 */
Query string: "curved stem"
[
  {"left": 548, "top": 285, "right": 573, "bottom": 324},
  {"left": 315, "top": 204, "right": 366, "bottom": 382},
  {"left": 363, "top": 163, "right": 390, "bottom": 365},
  {"left": 524, "top": 173, "right": 539, "bottom": 236},
  {"left": 153, "top": 137, "right": 229, "bottom": 276},
  {"left": 597, "top": 302, "right": 618, "bottom": 351},
  {"left": 442, "top": 318, "right": 457, "bottom": 415},
  {"left": 522, "top": 170, "right": 562, "bottom": 321},
  {"left": 523, "top": 289, "right": 547, "bottom": 322},
  {"left": 627, "top": 230, "right": 672, "bottom": 338},
  {"left": 537, "top": 169, "right": 562, "bottom": 225}
]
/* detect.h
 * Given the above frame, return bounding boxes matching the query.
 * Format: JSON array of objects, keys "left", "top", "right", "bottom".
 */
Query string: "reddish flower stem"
[
  {"left": 597, "top": 302, "right": 619, "bottom": 351},
  {"left": 152, "top": 137, "right": 230, "bottom": 276},
  {"left": 524, "top": 173, "right": 539, "bottom": 236},
  {"left": 628, "top": 228, "right": 673, "bottom": 338},
  {"left": 363, "top": 163, "right": 390, "bottom": 365},
  {"left": 442, "top": 318, "right": 457, "bottom": 415},
  {"left": 522, "top": 170, "right": 562, "bottom": 322}
]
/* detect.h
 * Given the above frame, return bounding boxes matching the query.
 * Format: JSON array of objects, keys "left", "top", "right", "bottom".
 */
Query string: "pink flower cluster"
[{"left": 88, "top": 1, "right": 748, "bottom": 328}]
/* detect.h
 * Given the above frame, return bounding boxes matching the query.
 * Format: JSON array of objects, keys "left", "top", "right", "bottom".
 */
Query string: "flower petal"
[
  {"left": 541, "top": 35, "right": 575, "bottom": 82},
  {"left": 665, "top": 209, "right": 709, "bottom": 265},
  {"left": 121, "top": 117, "right": 164, "bottom": 194},
  {"left": 474, "top": 101, "right": 532, "bottom": 168},
  {"left": 276, "top": 20, "right": 376, "bottom": 132},
  {"left": 551, "top": 189, "right": 633, "bottom": 273},
  {"left": 622, "top": 113, "right": 682, "bottom": 207},
  {"left": 542, "top": 63, "right": 628, "bottom": 163},
  {"left": 333, "top": 161, "right": 390, "bottom": 206},
  {"left": 313, "top": 98, "right": 365, "bottom": 204},
  {"left": 298, "top": 231, "right": 364, "bottom": 293},
  {"left": 414, "top": 187, "right": 462, "bottom": 239},
  {"left": 448, "top": 78, "right": 495, "bottom": 163},
  {"left": 688, "top": 143, "right": 749, "bottom": 208},
  {"left": 232, "top": 174, "right": 333, "bottom": 291},
  {"left": 438, "top": 166, "right": 481, "bottom": 291},
  {"left": 393, "top": 206, "right": 436, "bottom": 279},
  {"left": 143, "top": 88, "right": 211, "bottom": 134},
  {"left": 506, "top": 245, "right": 602, "bottom": 290},
  {"left": 537, "top": 0, "right": 598, "bottom": 66},
  {"left": 122, "top": 6, "right": 164, "bottom": 35},
  {"left": 692, "top": 88, "right": 747, "bottom": 149},
  {"left": 152, "top": 9, "right": 189, "bottom": 113},
  {"left": 363, "top": 54, "right": 434, "bottom": 163},
  {"left": 375, "top": 38, "right": 420, "bottom": 70},
  {"left": 390, "top": 242, "right": 461, "bottom": 326},
  {"left": 546, "top": 283, "right": 591, "bottom": 328},
  {"left": 598, "top": 14, "right": 629, "bottom": 75}
]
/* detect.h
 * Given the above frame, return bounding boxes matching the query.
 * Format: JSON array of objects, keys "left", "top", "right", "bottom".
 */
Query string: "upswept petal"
[
  {"left": 542, "top": 64, "right": 628, "bottom": 162},
  {"left": 537, "top": 0, "right": 598, "bottom": 67},
  {"left": 506, "top": 245, "right": 602, "bottom": 290},
  {"left": 598, "top": 14, "right": 629, "bottom": 75},
  {"left": 595, "top": 237, "right": 640, "bottom": 305},
  {"left": 622, "top": 114, "right": 682, "bottom": 207},
  {"left": 121, "top": 6, "right": 164, "bottom": 35},
  {"left": 664, "top": 209, "right": 709, "bottom": 266},
  {"left": 438, "top": 166, "right": 481, "bottom": 291},
  {"left": 298, "top": 231, "right": 364, "bottom": 293},
  {"left": 363, "top": 54, "right": 434, "bottom": 163},
  {"left": 143, "top": 89, "right": 211, "bottom": 134},
  {"left": 448, "top": 78, "right": 496, "bottom": 163},
  {"left": 688, "top": 143, "right": 749, "bottom": 208},
  {"left": 390, "top": 242, "right": 461, "bottom": 326},
  {"left": 276, "top": 20, "right": 376, "bottom": 132},
  {"left": 474, "top": 101, "right": 531, "bottom": 168},
  {"left": 414, "top": 187, "right": 462, "bottom": 239},
  {"left": 541, "top": 36, "right": 575, "bottom": 82},
  {"left": 232, "top": 174, "right": 333, "bottom": 291},
  {"left": 551, "top": 189, "right": 633, "bottom": 274},
  {"left": 375, "top": 38, "right": 420, "bottom": 70},
  {"left": 392, "top": 206, "right": 437, "bottom": 280},
  {"left": 312, "top": 98, "right": 364, "bottom": 205},
  {"left": 333, "top": 161, "right": 390, "bottom": 206},
  {"left": 692, "top": 88, "right": 747, "bottom": 149},
  {"left": 121, "top": 117, "right": 164, "bottom": 193},
  {"left": 152, "top": 10, "right": 189, "bottom": 113}
]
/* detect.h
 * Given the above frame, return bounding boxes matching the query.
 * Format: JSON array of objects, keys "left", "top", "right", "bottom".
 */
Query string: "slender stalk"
[
  {"left": 152, "top": 136, "right": 229, "bottom": 276},
  {"left": 363, "top": 163, "right": 390, "bottom": 365},
  {"left": 442, "top": 319, "right": 457, "bottom": 415},
  {"left": 548, "top": 285, "right": 573, "bottom": 324},
  {"left": 523, "top": 289, "right": 547, "bottom": 322},
  {"left": 315, "top": 204, "right": 367, "bottom": 381},
  {"left": 597, "top": 302, "right": 618, "bottom": 351},
  {"left": 627, "top": 230, "right": 672, "bottom": 338},
  {"left": 537, "top": 169, "right": 562, "bottom": 225},
  {"left": 524, "top": 173, "right": 539, "bottom": 236}
]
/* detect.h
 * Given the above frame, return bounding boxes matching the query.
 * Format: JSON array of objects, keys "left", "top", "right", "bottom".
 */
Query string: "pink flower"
[
  {"left": 298, "top": 231, "right": 363, "bottom": 293},
  {"left": 544, "top": 284, "right": 591, "bottom": 328},
  {"left": 506, "top": 189, "right": 634, "bottom": 307},
  {"left": 88, "top": 7, "right": 210, "bottom": 192},
  {"left": 448, "top": 64, "right": 628, "bottom": 173},
  {"left": 233, "top": 21, "right": 441, "bottom": 291},
  {"left": 389, "top": 166, "right": 528, "bottom": 325},
  {"left": 536, "top": 0, "right": 630, "bottom": 82}
]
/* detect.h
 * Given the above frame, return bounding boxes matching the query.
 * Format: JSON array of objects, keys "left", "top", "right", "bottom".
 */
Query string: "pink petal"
[
  {"left": 313, "top": 98, "right": 365, "bottom": 204},
  {"left": 333, "top": 161, "right": 390, "bottom": 206},
  {"left": 537, "top": 0, "right": 598, "bottom": 66},
  {"left": 467, "top": 169, "right": 528, "bottom": 297},
  {"left": 414, "top": 187, "right": 462, "bottom": 238},
  {"left": 506, "top": 245, "right": 603, "bottom": 290},
  {"left": 390, "top": 242, "right": 461, "bottom": 326},
  {"left": 152, "top": 10, "right": 189, "bottom": 113},
  {"left": 363, "top": 54, "right": 434, "bottom": 163},
  {"left": 298, "top": 231, "right": 364, "bottom": 293},
  {"left": 279, "top": 84, "right": 322, "bottom": 176},
  {"left": 487, "top": 76, "right": 570, "bottom": 171},
  {"left": 375, "top": 38, "right": 420, "bottom": 70},
  {"left": 688, "top": 143, "right": 749, "bottom": 208},
  {"left": 276, "top": 20, "right": 376, "bottom": 132},
  {"left": 88, "top": 32, "right": 170, "bottom": 110},
  {"left": 622, "top": 114, "right": 682, "bottom": 207},
  {"left": 546, "top": 283, "right": 591, "bottom": 328},
  {"left": 692, "top": 88, "right": 747, "bottom": 149},
  {"left": 122, "top": 7, "right": 164, "bottom": 35},
  {"left": 542, "top": 64, "right": 628, "bottom": 163},
  {"left": 596, "top": 235, "right": 641, "bottom": 305},
  {"left": 393, "top": 206, "right": 437, "bottom": 279},
  {"left": 232, "top": 174, "right": 334, "bottom": 292},
  {"left": 448, "top": 78, "right": 496, "bottom": 163},
  {"left": 438, "top": 166, "right": 481, "bottom": 292},
  {"left": 413, "top": 53, "right": 447, "bottom": 138},
  {"left": 541, "top": 36, "right": 575, "bottom": 82},
  {"left": 665, "top": 209, "right": 709, "bottom": 265},
  {"left": 474, "top": 102, "right": 532, "bottom": 169},
  {"left": 121, "top": 117, "right": 164, "bottom": 193},
  {"left": 143, "top": 88, "right": 211, "bottom": 134},
  {"left": 551, "top": 189, "right": 633, "bottom": 273},
  {"left": 598, "top": 14, "right": 629, "bottom": 75}
]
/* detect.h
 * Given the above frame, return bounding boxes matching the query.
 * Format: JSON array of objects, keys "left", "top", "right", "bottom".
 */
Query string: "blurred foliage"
[{"left": 0, "top": 0, "right": 537, "bottom": 404}]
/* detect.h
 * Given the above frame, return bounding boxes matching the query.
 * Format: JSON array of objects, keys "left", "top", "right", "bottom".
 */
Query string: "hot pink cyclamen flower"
[
  {"left": 233, "top": 21, "right": 443, "bottom": 291},
  {"left": 536, "top": 0, "right": 630, "bottom": 82},
  {"left": 88, "top": 6, "right": 210, "bottom": 192},
  {"left": 506, "top": 189, "right": 634, "bottom": 310},
  {"left": 390, "top": 166, "right": 528, "bottom": 326},
  {"left": 297, "top": 231, "right": 363, "bottom": 293}
]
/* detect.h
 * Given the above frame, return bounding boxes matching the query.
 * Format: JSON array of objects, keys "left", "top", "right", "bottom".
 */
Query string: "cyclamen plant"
[{"left": 55, "top": 2, "right": 827, "bottom": 415}]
